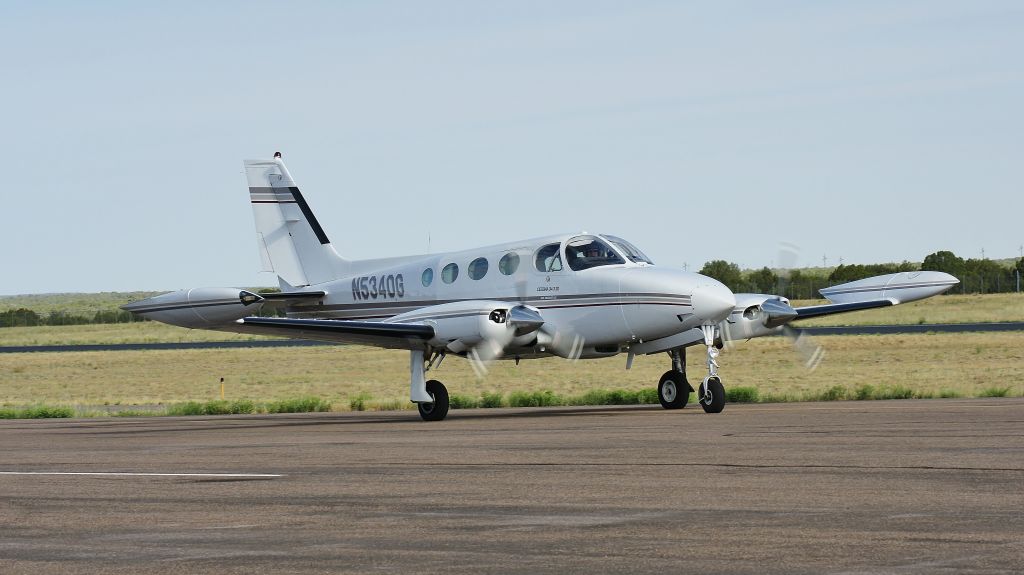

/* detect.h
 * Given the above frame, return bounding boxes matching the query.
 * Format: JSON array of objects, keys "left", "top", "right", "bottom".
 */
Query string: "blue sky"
[{"left": 2, "top": 1, "right": 1021, "bottom": 294}]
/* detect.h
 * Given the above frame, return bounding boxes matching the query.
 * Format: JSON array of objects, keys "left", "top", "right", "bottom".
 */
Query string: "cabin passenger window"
[
  {"left": 534, "top": 243, "right": 562, "bottom": 272},
  {"left": 498, "top": 252, "right": 520, "bottom": 275},
  {"left": 565, "top": 236, "right": 625, "bottom": 271},
  {"left": 442, "top": 263, "right": 459, "bottom": 284},
  {"left": 421, "top": 268, "right": 433, "bottom": 287},
  {"left": 468, "top": 257, "right": 489, "bottom": 280}
]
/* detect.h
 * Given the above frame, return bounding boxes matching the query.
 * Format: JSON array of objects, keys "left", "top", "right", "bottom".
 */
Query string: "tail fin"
[{"left": 245, "top": 153, "right": 349, "bottom": 287}]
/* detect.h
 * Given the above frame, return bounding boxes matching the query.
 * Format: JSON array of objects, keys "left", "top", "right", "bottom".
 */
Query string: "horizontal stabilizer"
[{"left": 258, "top": 291, "right": 327, "bottom": 301}]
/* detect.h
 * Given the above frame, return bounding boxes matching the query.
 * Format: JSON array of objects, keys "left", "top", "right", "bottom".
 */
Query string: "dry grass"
[
  {"left": 0, "top": 322, "right": 272, "bottom": 346},
  {"left": 2, "top": 333, "right": 1021, "bottom": 408}
]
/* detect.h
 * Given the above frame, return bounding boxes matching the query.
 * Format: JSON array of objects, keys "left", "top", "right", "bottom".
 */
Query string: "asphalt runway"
[{"left": 1, "top": 399, "right": 1022, "bottom": 574}]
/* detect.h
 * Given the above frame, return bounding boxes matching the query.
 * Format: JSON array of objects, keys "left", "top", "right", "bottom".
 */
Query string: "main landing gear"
[
  {"left": 410, "top": 349, "right": 450, "bottom": 421},
  {"left": 657, "top": 324, "right": 727, "bottom": 414},
  {"left": 417, "top": 379, "right": 449, "bottom": 422}
]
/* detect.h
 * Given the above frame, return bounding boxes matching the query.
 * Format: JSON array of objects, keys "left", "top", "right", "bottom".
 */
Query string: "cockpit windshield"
[
  {"left": 565, "top": 236, "right": 625, "bottom": 271},
  {"left": 602, "top": 235, "right": 653, "bottom": 264}
]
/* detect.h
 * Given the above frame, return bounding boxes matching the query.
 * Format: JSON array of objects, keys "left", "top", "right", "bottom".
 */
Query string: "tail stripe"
[{"left": 289, "top": 187, "right": 331, "bottom": 245}]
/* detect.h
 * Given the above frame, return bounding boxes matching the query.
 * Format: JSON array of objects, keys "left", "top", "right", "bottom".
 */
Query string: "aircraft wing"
[
  {"left": 233, "top": 317, "right": 434, "bottom": 350},
  {"left": 792, "top": 270, "right": 958, "bottom": 321},
  {"left": 792, "top": 299, "right": 894, "bottom": 320}
]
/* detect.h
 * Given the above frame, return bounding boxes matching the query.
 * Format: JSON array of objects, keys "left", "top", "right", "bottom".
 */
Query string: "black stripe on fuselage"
[
  {"left": 289, "top": 297, "right": 693, "bottom": 321},
  {"left": 289, "top": 292, "right": 691, "bottom": 315}
]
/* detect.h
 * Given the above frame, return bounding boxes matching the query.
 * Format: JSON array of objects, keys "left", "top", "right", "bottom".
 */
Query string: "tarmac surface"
[{"left": 1, "top": 399, "right": 1022, "bottom": 574}]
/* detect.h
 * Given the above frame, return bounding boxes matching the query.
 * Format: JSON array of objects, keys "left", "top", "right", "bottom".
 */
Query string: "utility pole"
[{"left": 822, "top": 254, "right": 827, "bottom": 268}]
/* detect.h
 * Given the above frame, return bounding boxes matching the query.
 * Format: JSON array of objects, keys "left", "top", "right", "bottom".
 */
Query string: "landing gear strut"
[
  {"left": 658, "top": 348, "right": 693, "bottom": 409},
  {"left": 698, "top": 324, "right": 726, "bottom": 413}
]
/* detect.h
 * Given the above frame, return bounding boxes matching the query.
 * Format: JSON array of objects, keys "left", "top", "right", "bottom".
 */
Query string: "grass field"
[
  {"left": 790, "top": 293, "right": 1024, "bottom": 326},
  {"left": 0, "top": 322, "right": 273, "bottom": 346},
  {"left": 2, "top": 332, "right": 1021, "bottom": 410}
]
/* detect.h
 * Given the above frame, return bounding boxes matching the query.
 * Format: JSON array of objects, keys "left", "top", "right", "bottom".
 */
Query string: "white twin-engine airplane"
[{"left": 124, "top": 153, "right": 959, "bottom": 421}]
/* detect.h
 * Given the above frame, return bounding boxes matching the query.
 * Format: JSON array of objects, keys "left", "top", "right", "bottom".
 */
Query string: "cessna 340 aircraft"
[{"left": 123, "top": 153, "right": 959, "bottom": 421}]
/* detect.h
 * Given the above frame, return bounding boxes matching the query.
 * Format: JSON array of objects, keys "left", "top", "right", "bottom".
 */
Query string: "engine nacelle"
[
  {"left": 121, "top": 288, "right": 264, "bottom": 328},
  {"left": 388, "top": 300, "right": 543, "bottom": 354},
  {"left": 720, "top": 293, "right": 792, "bottom": 342}
]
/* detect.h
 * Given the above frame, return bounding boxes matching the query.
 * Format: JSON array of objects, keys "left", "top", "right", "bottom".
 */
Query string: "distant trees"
[
  {"left": 698, "top": 260, "right": 744, "bottom": 291},
  {"left": 0, "top": 307, "right": 140, "bottom": 328}
]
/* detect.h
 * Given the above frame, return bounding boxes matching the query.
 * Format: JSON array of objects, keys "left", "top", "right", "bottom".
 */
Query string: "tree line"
[{"left": 700, "top": 250, "right": 1024, "bottom": 300}]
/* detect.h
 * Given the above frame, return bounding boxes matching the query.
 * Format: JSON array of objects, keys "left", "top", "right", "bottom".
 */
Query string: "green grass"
[
  {"left": 268, "top": 396, "right": 332, "bottom": 413},
  {"left": 0, "top": 405, "right": 75, "bottom": 419},
  {"left": 165, "top": 397, "right": 332, "bottom": 416},
  {"left": 978, "top": 386, "right": 1012, "bottom": 398},
  {"left": 725, "top": 386, "right": 759, "bottom": 403}
]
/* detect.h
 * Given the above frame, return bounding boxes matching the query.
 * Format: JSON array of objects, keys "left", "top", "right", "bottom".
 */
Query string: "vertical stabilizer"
[{"left": 245, "top": 154, "right": 349, "bottom": 287}]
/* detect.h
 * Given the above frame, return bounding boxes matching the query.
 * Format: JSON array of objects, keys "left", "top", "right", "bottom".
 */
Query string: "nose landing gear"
[{"left": 698, "top": 324, "right": 726, "bottom": 413}]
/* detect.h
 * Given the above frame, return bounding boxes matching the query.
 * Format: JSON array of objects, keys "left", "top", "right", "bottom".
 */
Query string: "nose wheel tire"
[
  {"left": 658, "top": 371, "right": 690, "bottom": 410},
  {"left": 698, "top": 376, "right": 726, "bottom": 413},
  {"left": 418, "top": 379, "right": 449, "bottom": 421}
]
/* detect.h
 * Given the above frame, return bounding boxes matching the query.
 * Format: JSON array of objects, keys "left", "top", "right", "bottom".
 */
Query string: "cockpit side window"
[
  {"left": 603, "top": 234, "right": 653, "bottom": 264},
  {"left": 534, "top": 243, "right": 563, "bottom": 272},
  {"left": 565, "top": 236, "right": 625, "bottom": 271}
]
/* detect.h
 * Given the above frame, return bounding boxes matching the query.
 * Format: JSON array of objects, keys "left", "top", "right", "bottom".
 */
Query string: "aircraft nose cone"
[{"left": 692, "top": 281, "right": 737, "bottom": 323}]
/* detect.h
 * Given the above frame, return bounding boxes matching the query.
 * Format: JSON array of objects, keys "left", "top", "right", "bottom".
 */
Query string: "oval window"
[
  {"left": 468, "top": 257, "right": 489, "bottom": 280},
  {"left": 498, "top": 252, "right": 520, "bottom": 275},
  {"left": 421, "top": 268, "right": 434, "bottom": 287},
  {"left": 442, "top": 263, "right": 459, "bottom": 284}
]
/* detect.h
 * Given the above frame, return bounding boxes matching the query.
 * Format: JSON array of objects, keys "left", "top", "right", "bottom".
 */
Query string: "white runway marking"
[{"left": 0, "top": 471, "right": 282, "bottom": 478}]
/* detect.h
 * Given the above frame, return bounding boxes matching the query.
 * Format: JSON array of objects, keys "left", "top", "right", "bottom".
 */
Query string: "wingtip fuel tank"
[{"left": 121, "top": 288, "right": 264, "bottom": 328}]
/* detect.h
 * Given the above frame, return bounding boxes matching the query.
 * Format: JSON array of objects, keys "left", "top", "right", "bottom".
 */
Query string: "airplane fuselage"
[{"left": 281, "top": 232, "right": 734, "bottom": 359}]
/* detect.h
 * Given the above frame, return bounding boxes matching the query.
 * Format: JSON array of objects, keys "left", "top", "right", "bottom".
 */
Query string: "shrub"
[
  {"left": 726, "top": 386, "right": 759, "bottom": 403},
  {"left": 636, "top": 388, "right": 660, "bottom": 404},
  {"left": 166, "top": 402, "right": 205, "bottom": 416},
  {"left": 449, "top": 394, "right": 479, "bottom": 409},
  {"left": 873, "top": 386, "right": 917, "bottom": 400},
  {"left": 854, "top": 385, "right": 875, "bottom": 400},
  {"left": 978, "top": 386, "right": 1011, "bottom": 398},
  {"left": 268, "top": 396, "right": 331, "bottom": 413},
  {"left": 508, "top": 390, "right": 562, "bottom": 407},
  {"left": 0, "top": 405, "right": 75, "bottom": 419},
  {"left": 167, "top": 399, "right": 258, "bottom": 416},
  {"left": 479, "top": 392, "right": 505, "bottom": 408},
  {"left": 348, "top": 393, "right": 371, "bottom": 412},
  {"left": 819, "top": 385, "right": 848, "bottom": 401}
]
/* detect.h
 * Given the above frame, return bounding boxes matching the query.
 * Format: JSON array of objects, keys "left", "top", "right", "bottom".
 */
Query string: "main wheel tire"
[
  {"left": 699, "top": 376, "right": 726, "bottom": 414},
  {"left": 417, "top": 379, "right": 449, "bottom": 421},
  {"left": 658, "top": 371, "right": 689, "bottom": 410}
]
